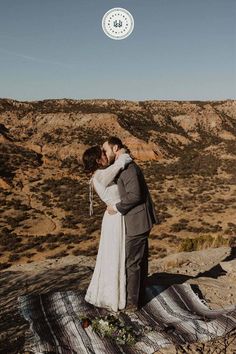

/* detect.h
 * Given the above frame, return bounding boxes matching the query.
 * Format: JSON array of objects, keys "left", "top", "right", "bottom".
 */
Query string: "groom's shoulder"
[
  {"left": 122, "top": 160, "right": 143, "bottom": 176},
  {"left": 117, "top": 160, "right": 145, "bottom": 184}
]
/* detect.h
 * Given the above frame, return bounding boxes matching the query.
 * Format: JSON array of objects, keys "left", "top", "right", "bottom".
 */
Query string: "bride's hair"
[{"left": 82, "top": 145, "right": 102, "bottom": 174}]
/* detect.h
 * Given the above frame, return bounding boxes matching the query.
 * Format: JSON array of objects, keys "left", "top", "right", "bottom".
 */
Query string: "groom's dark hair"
[
  {"left": 107, "top": 136, "right": 124, "bottom": 149},
  {"left": 107, "top": 136, "right": 132, "bottom": 156}
]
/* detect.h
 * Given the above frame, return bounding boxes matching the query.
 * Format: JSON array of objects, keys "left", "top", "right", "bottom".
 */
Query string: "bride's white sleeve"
[{"left": 94, "top": 153, "right": 132, "bottom": 187}]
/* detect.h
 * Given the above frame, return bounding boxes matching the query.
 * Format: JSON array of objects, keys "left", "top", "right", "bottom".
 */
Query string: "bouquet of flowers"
[
  {"left": 91, "top": 314, "right": 138, "bottom": 346},
  {"left": 80, "top": 314, "right": 139, "bottom": 346}
]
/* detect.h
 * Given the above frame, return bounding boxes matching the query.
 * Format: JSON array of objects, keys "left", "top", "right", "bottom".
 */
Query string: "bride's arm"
[{"left": 94, "top": 152, "right": 132, "bottom": 187}]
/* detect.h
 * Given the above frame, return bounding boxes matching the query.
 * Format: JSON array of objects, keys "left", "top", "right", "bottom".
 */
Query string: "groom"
[{"left": 102, "top": 136, "right": 158, "bottom": 312}]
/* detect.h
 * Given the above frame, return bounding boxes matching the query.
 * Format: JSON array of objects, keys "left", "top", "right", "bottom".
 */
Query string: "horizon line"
[{"left": 0, "top": 96, "right": 235, "bottom": 103}]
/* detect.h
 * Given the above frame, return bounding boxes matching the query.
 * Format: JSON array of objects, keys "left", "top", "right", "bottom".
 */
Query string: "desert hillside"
[{"left": 0, "top": 98, "right": 235, "bottom": 268}]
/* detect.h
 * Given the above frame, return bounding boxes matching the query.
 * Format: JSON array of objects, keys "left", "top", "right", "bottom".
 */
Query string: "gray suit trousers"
[{"left": 125, "top": 231, "right": 149, "bottom": 308}]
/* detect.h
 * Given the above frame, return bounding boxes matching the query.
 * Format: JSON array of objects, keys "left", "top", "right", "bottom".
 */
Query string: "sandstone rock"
[
  {"left": 124, "top": 136, "right": 162, "bottom": 161},
  {"left": 151, "top": 247, "right": 231, "bottom": 276},
  {"left": 220, "top": 259, "right": 236, "bottom": 275},
  {"left": 0, "top": 178, "right": 11, "bottom": 189}
]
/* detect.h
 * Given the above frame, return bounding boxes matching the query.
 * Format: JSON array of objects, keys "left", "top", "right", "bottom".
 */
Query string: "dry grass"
[{"left": 179, "top": 235, "right": 230, "bottom": 252}]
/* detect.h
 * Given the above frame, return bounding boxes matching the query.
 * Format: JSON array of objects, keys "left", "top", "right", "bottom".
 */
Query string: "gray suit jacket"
[{"left": 115, "top": 161, "right": 158, "bottom": 237}]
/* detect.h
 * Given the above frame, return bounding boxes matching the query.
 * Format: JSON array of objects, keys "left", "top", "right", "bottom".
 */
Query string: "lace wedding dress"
[{"left": 85, "top": 153, "right": 132, "bottom": 312}]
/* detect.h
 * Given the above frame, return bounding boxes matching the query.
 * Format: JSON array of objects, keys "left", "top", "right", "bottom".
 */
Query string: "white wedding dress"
[{"left": 85, "top": 153, "right": 132, "bottom": 312}]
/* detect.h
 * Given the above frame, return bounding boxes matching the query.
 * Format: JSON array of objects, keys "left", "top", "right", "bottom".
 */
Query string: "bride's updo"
[{"left": 82, "top": 145, "right": 102, "bottom": 174}]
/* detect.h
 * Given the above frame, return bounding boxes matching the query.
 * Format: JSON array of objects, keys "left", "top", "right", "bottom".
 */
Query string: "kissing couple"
[{"left": 82, "top": 136, "right": 158, "bottom": 313}]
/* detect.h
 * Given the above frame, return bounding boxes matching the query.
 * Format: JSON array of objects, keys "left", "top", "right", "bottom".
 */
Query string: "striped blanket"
[{"left": 18, "top": 284, "right": 236, "bottom": 354}]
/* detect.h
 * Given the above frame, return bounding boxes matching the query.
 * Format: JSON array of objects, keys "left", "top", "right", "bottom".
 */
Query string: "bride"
[{"left": 82, "top": 145, "right": 132, "bottom": 312}]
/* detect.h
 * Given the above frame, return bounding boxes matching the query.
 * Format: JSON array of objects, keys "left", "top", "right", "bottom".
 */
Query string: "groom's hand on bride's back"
[{"left": 107, "top": 205, "right": 117, "bottom": 215}]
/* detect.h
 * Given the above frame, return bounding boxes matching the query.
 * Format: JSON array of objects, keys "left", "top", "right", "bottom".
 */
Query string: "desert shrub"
[
  {"left": 228, "top": 222, "right": 236, "bottom": 230},
  {"left": 61, "top": 215, "right": 81, "bottom": 228},
  {"left": 47, "top": 243, "right": 60, "bottom": 250},
  {"left": 35, "top": 245, "right": 46, "bottom": 252},
  {"left": 186, "top": 224, "right": 222, "bottom": 233},
  {"left": 0, "top": 143, "right": 43, "bottom": 182},
  {"left": 17, "top": 242, "right": 34, "bottom": 253},
  {"left": 155, "top": 233, "right": 174, "bottom": 240},
  {"left": 225, "top": 140, "right": 236, "bottom": 155},
  {"left": 42, "top": 132, "right": 52, "bottom": 143},
  {"left": 86, "top": 246, "right": 99, "bottom": 256},
  {"left": 44, "top": 234, "right": 61, "bottom": 243},
  {"left": 5, "top": 216, "right": 23, "bottom": 228},
  {"left": 222, "top": 160, "right": 236, "bottom": 176},
  {"left": 60, "top": 234, "right": 82, "bottom": 244},
  {"left": 85, "top": 223, "right": 99, "bottom": 234},
  {"left": 72, "top": 249, "right": 82, "bottom": 256},
  {"left": 170, "top": 219, "right": 189, "bottom": 232},
  {"left": 30, "top": 235, "right": 45, "bottom": 245},
  {"left": 25, "top": 252, "right": 36, "bottom": 258},
  {"left": 61, "top": 156, "right": 83, "bottom": 172},
  {"left": 41, "top": 193, "right": 53, "bottom": 207},
  {"left": 145, "top": 148, "right": 221, "bottom": 180},
  {"left": 0, "top": 262, "right": 11, "bottom": 270},
  {"left": 38, "top": 177, "right": 93, "bottom": 218},
  {"left": 0, "top": 231, "right": 22, "bottom": 250},
  {"left": 179, "top": 235, "right": 229, "bottom": 252},
  {"left": 229, "top": 236, "right": 236, "bottom": 247},
  {"left": 8, "top": 254, "right": 21, "bottom": 262},
  {"left": 149, "top": 245, "right": 167, "bottom": 258},
  {"left": 214, "top": 235, "right": 229, "bottom": 248},
  {"left": 73, "top": 247, "right": 97, "bottom": 256}
]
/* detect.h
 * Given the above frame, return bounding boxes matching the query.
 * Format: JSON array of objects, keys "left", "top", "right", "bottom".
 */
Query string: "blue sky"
[{"left": 0, "top": 0, "right": 235, "bottom": 101}]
